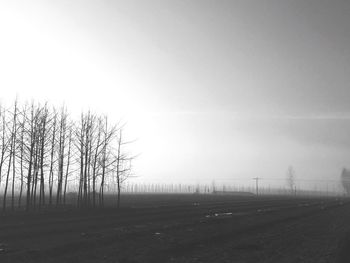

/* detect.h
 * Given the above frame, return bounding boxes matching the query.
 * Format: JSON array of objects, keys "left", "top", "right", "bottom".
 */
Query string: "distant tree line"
[{"left": 0, "top": 100, "right": 133, "bottom": 211}]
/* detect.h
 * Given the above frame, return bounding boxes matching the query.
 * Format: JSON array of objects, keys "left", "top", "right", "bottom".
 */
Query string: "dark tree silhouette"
[{"left": 0, "top": 99, "right": 134, "bottom": 212}]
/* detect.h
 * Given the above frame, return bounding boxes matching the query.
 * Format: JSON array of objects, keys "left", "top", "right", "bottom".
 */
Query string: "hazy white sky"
[{"left": 1, "top": 0, "right": 350, "bottom": 188}]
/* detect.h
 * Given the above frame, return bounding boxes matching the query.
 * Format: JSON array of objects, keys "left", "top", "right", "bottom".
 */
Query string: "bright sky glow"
[{"left": 1, "top": 0, "right": 350, "bottom": 189}]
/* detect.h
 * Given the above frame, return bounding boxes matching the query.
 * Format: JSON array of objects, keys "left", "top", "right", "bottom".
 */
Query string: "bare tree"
[
  {"left": 341, "top": 168, "right": 350, "bottom": 195},
  {"left": 17, "top": 108, "right": 26, "bottom": 208},
  {"left": 0, "top": 105, "right": 10, "bottom": 190},
  {"left": 56, "top": 107, "right": 68, "bottom": 206},
  {"left": 10, "top": 101, "right": 19, "bottom": 210},
  {"left": 3, "top": 101, "right": 18, "bottom": 211},
  {"left": 48, "top": 110, "right": 57, "bottom": 206},
  {"left": 38, "top": 105, "right": 50, "bottom": 209},
  {"left": 98, "top": 117, "right": 117, "bottom": 207},
  {"left": 63, "top": 124, "right": 73, "bottom": 205},
  {"left": 113, "top": 128, "right": 133, "bottom": 208},
  {"left": 0, "top": 99, "right": 133, "bottom": 212},
  {"left": 286, "top": 166, "right": 296, "bottom": 195},
  {"left": 91, "top": 117, "right": 103, "bottom": 207},
  {"left": 25, "top": 103, "right": 39, "bottom": 210},
  {"left": 75, "top": 112, "right": 97, "bottom": 207}
]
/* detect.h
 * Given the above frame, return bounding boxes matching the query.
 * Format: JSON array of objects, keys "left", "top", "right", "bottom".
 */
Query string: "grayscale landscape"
[{"left": 0, "top": 0, "right": 350, "bottom": 262}]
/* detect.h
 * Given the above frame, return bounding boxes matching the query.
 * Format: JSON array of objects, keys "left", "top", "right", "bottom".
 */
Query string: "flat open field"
[{"left": 0, "top": 194, "right": 350, "bottom": 263}]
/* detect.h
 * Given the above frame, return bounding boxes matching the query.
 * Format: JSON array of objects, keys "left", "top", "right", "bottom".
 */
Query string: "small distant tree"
[
  {"left": 211, "top": 180, "right": 216, "bottom": 193},
  {"left": 341, "top": 168, "right": 350, "bottom": 195},
  {"left": 286, "top": 166, "right": 296, "bottom": 195}
]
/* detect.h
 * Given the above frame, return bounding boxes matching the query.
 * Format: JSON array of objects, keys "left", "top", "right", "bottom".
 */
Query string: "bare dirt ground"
[{"left": 0, "top": 194, "right": 349, "bottom": 263}]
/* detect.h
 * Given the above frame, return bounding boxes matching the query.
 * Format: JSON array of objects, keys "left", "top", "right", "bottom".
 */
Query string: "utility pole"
[{"left": 253, "top": 177, "right": 261, "bottom": 196}]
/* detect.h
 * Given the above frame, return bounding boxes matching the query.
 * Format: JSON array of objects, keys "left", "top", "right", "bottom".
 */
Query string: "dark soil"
[{"left": 0, "top": 194, "right": 349, "bottom": 263}]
